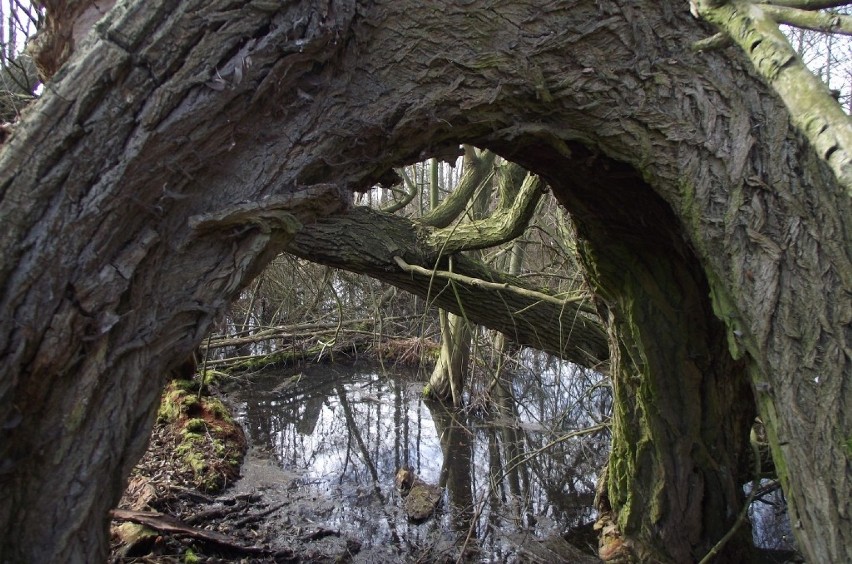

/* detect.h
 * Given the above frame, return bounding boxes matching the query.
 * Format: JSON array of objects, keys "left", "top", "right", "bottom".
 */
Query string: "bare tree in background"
[{"left": 0, "top": 0, "right": 40, "bottom": 123}]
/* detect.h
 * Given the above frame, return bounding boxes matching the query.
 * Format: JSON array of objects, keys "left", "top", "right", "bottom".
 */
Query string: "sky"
[{"left": 1, "top": 0, "right": 39, "bottom": 59}]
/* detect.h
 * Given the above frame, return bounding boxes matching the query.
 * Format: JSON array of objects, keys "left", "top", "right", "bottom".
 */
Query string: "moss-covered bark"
[{"left": 547, "top": 157, "right": 757, "bottom": 562}]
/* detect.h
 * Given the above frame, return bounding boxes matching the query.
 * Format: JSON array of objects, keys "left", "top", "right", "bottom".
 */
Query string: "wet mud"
[{"left": 111, "top": 357, "right": 610, "bottom": 562}]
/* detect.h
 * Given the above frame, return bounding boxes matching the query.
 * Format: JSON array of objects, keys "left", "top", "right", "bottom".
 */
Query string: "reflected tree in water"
[{"left": 234, "top": 357, "right": 611, "bottom": 560}]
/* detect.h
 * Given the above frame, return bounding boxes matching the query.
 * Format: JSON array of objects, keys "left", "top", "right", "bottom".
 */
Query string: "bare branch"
[
  {"left": 392, "top": 255, "right": 587, "bottom": 307},
  {"left": 760, "top": 3, "right": 852, "bottom": 34},
  {"left": 765, "top": 0, "right": 852, "bottom": 9}
]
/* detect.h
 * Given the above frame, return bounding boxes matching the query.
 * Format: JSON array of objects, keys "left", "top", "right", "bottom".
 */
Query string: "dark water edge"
[{"left": 228, "top": 357, "right": 610, "bottom": 562}]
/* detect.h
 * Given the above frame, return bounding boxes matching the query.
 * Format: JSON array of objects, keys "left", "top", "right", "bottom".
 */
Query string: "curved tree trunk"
[
  {"left": 549, "top": 158, "right": 757, "bottom": 561},
  {"left": 0, "top": 1, "right": 848, "bottom": 562}
]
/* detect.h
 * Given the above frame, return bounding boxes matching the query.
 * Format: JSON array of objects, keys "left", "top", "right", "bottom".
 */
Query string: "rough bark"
[
  {"left": 694, "top": 0, "right": 852, "bottom": 193},
  {"left": 285, "top": 206, "right": 607, "bottom": 368},
  {"left": 0, "top": 1, "right": 848, "bottom": 562},
  {"left": 546, "top": 153, "right": 757, "bottom": 562}
]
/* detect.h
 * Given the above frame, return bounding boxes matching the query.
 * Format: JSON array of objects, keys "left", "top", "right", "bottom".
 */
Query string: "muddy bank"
[{"left": 110, "top": 358, "right": 608, "bottom": 562}]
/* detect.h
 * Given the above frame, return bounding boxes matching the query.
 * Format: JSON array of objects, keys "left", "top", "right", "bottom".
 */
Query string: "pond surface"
[{"left": 229, "top": 355, "right": 610, "bottom": 562}]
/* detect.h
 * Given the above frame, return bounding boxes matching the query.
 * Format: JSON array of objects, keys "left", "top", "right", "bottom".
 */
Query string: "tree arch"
[{"left": 0, "top": 1, "right": 848, "bottom": 562}]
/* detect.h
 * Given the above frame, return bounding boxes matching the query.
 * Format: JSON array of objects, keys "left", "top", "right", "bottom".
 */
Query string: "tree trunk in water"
[
  {"left": 426, "top": 149, "right": 500, "bottom": 407},
  {"left": 430, "top": 402, "right": 475, "bottom": 533},
  {"left": 546, "top": 158, "right": 757, "bottom": 561},
  {"left": 427, "top": 311, "right": 471, "bottom": 406},
  {"left": 1, "top": 1, "right": 848, "bottom": 561}
]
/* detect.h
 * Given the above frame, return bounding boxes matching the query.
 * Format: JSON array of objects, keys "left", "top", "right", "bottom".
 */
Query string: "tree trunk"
[
  {"left": 0, "top": 1, "right": 848, "bottom": 561},
  {"left": 549, "top": 157, "right": 757, "bottom": 561},
  {"left": 425, "top": 148, "right": 476, "bottom": 407},
  {"left": 427, "top": 310, "right": 472, "bottom": 406},
  {"left": 285, "top": 206, "right": 608, "bottom": 366}
]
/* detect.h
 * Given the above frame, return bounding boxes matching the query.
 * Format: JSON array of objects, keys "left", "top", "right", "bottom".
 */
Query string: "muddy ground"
[
  {"left": 110, "top": 377, "right": 371, "bottom": 563},
  {"left": 108, "top": 372, "right": 600, "bottom": 563}
]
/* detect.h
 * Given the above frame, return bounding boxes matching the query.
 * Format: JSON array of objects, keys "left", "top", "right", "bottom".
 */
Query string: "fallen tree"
[{"left": 285, "top": 205, "right": 607, "bottom": 367}]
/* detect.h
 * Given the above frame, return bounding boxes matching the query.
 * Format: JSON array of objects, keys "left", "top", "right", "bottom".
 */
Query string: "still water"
[{"left": 231, "top": 354, "right": 611, "bottom": 561}]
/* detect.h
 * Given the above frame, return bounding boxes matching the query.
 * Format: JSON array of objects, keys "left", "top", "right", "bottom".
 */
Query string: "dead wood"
[{"left": 109, "top": 509, "right": 270, "bottom": 555}]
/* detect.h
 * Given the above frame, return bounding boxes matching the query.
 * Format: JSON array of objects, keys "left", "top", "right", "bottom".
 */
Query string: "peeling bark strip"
[{"left": 0, "top": 1, "right": 849, "bottom": 562}]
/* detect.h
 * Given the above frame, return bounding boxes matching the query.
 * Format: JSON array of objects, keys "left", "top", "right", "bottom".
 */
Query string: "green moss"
[
  {"left": 844, "top": 437, "right": 852, "bottom": 458},
  {"left": 184, "top": 548, "right": 200, "bottom": 564},
  {"left": 182, "top": 450, "right": 206, "bottom": 474},
  {"left": 205, "top": 397, "right": 233, "bottom": 422},
  {"left": 184, "top": 418, "right": 207, "bottom": 434},
  {"left": 756, "top": 394, "right": 789, "bottom": 488},
  {"left": 157, "top": 384, "right": 202, "bottom": 423},
  {"left": 705, "top": 273, "right": 750, "bottom": 361},
  {"left": 201, "top": 369, "right": 227, "bottom": 388},
  {"left": 153, "top": 376, "right": 246, "bottom": 494},
  {"left": 175, "top": 440, "right": 199, "bottom": 456},
  {"left": 227, "top": 351, "right": 294, "bottom": 371},
  {"left": 171, "top": 378, "right": 197, "bottom": 391},
  {"left": 212, "top": 440, "right": 225, "bottom": 456}
]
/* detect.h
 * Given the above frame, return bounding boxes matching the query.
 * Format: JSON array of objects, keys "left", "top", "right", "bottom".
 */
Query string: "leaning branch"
[
  {"left": 759, "top": 3, "right": 852, "bottom": 35},
  {"left": 427, "top": 172, "right": 546, "bottom": 253},
  {"left": 285, "top": 206, "right": 609, "bottom": 367},
  {"left": 694, "top": 0, "right": 852, "bottom": 195}
]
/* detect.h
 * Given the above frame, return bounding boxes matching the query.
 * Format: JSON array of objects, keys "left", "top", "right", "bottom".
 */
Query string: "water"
[{"left": 230, "top": 355, "right": 611, "bottom": 561}]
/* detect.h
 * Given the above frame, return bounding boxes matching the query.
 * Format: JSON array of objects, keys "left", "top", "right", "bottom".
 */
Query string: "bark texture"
[
  {"left": 0, "top": 1, "right": 849, "bottom": 562},
  {"left": 695, "top": 1, "right": 852, "bottom": 192},
  {"left": 285, "top": 206, "right": 607, "bottom": 367},
  {"left": 547, "top": 151, "right": 756, "bottom": 561}
]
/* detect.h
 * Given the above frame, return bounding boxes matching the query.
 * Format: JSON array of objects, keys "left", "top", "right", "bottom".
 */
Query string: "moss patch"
[{"left": 153, "top": 379, "right": 246, "bottom": 493}]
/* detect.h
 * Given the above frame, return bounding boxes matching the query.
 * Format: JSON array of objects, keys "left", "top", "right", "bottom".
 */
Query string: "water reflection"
[{"left": 233, "top": 353, "right": 610, "bottom": 560}]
